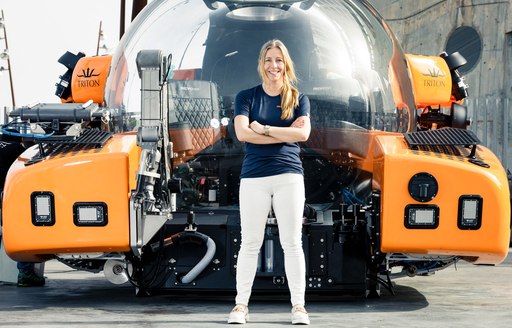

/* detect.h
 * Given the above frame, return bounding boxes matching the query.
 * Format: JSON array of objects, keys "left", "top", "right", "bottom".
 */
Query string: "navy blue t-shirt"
[{"left": 234, "top": 84, "right": 310, "bottom": 179}]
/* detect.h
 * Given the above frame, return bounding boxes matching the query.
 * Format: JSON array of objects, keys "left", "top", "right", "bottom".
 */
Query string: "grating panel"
[
  {"left": 26, "top": 129, "right": 113, "bottom": 165},
  {"left": 39, "top": 129, "right": 113, "bottom": 146},
  {"left": 404, "top": 128, "right": 480, "bottom": 148}
]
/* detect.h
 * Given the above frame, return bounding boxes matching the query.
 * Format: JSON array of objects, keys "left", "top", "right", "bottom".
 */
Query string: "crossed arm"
[{"left": 234, "top": 114, "right": 311, "bottom": 144}]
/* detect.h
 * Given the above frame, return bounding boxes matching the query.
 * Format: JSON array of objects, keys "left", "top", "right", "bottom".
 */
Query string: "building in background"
[{"left": 369, "top": 0, "right": 512, "bottom": 170}]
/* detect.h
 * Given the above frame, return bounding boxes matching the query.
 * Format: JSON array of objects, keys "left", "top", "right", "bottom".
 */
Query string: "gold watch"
[{"left": 264, "top": 125, "right": 270, "bottom": 136}]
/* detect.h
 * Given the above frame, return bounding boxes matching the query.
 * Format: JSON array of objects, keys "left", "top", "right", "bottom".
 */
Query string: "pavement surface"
[{"left": 0, "top": 249, "right": 511, "bottom": 327}]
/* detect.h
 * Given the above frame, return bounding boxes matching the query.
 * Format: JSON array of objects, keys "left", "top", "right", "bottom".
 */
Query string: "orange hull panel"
[
  {"left": 374, "top": 135, "right": 510, "bottom": 264},
  {"left": 2, "top": 134, "right": 140, "bottom": 262}
]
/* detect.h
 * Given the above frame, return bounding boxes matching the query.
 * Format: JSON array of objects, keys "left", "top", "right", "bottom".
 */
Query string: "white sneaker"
[
  {"left": 291, "top": 305, "right": 310, "bottom": 325},
  {"left": 228, "top": 304, "right": 249, "bottom": 324}
]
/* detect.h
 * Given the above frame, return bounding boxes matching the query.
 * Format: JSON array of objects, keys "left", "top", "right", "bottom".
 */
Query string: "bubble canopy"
[
  {"left": 105, "top": 0, "right": 417, "bottom": 208},
  {"left": 105, "top": 0, "right": 415, "bottom": 133}
]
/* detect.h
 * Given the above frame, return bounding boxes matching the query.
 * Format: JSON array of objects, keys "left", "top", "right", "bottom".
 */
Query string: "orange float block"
[
  {"left": 373, "top": 134, "right": 510, "bottom": 264},
  {"left": 2, "top": 133, "right": 140, "bottom": 262}
]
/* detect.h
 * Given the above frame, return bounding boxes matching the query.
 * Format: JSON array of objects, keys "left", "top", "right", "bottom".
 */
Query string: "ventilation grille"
[
  {"left": 404, "top": 128, "right": 480, "bottom": 148},
  {"left": 40, "top": 128, "right": 113, "bottom": 146},
  {"left": 27, "top": 129, "right": 113, "bottom": 165}
]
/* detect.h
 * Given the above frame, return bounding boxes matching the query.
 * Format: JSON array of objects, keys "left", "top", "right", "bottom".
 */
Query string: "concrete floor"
[{"left": 0, "top": 250, "right": 511, "bottom": 327}]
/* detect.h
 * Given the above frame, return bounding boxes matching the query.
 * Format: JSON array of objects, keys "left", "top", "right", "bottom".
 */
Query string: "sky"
[{"left": 0, "top": 0, "right": 139, "bottom": 117}]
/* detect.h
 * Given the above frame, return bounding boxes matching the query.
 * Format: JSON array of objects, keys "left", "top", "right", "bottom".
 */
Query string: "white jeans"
[{"left": 235, "top": 173, "right": 306, "bottom": 307}]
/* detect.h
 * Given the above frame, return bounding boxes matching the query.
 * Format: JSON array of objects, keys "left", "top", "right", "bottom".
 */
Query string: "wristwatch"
[{"left": 264, "top": 125, "right": 270, "bottom": 136}]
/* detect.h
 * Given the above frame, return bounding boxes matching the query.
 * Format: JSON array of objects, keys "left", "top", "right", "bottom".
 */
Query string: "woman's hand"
[
  {"left": 235, "top": 115, "right": 310, "bottom": 144},
  {"left": 249, "top": 120, "right": 265, "bottom": 135},
  {"left": 251, "top": 117, "right": 304, "bottom": 135},
  {"left": 291, "top": 116, "right": 306, "bottom": 128},
  {"left": 234, "top": 116, "right": 280, "bottom": 144}
]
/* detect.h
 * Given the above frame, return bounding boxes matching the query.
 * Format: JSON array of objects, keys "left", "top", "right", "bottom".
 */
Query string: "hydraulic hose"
[
  {"left": 180, "top": 234, "right": 216, "bottom": 284},
  {"left": 151, "top": 230, "right": 216, "bottom": 284}
]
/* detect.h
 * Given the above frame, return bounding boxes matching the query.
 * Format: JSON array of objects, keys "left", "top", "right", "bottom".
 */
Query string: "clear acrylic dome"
[
  {"left": 104, "top": 0, "right": 417, "bottom": 207},
  {"left": 105, "top": 0, "right": 415, "bottom": 133}
]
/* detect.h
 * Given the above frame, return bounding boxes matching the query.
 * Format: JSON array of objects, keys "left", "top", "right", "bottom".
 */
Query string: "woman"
[{"left": 228, "top": 39, "right": 311, "bottom": 325}]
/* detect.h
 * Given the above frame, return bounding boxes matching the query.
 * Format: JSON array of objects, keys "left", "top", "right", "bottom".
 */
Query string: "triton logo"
[
  {"left": 421, "top": 67, "right": 446, "bottom": 87},
  {"left": 422, "top": 67, "right": 445, "bottom": 78},
  {"left": 76, "top": 67, "right": 101, "bottom": 88},
  {"left": 424, "top": 80, "right": 446, "bottom": 87},
  {"left": 77, "top": 80, "right": 101, "bottom": 88},
  {"left": 77, "top": 68, "right": 100, "bottom": 78}
]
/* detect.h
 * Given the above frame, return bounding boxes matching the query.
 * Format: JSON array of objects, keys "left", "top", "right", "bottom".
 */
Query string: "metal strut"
[{"left": 130, "top": 50, "right": 173, "bottom": 257}]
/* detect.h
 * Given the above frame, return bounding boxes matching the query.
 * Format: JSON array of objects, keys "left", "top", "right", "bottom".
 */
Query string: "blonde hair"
[{"left": 257, "top": 39, "right": 299, "bottom": 120}]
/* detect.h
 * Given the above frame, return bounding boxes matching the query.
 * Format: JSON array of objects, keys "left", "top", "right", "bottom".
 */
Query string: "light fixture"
[
  {"left": 221, "top": 117, "right": 230, "bottom": 126},
  {"left": 73, "top": 202, "right": 108, "bottom": 226},
  {"left": 31, "top": 192, "right": 56, "bottom": 226},
  {"left": 404, "top": 204, "right": 439, "bottom": 229},
  {"left": 458, "top": 195, "right": 482, "bottom": 230}
]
